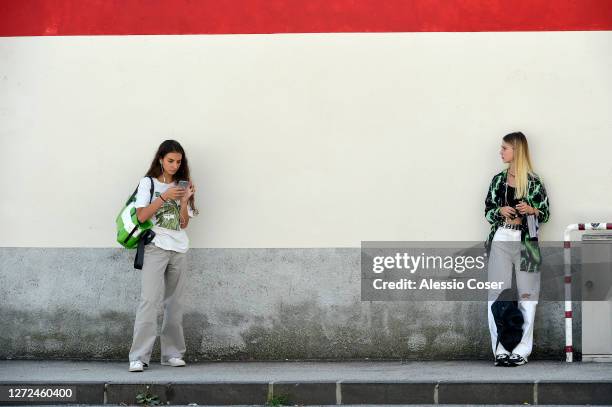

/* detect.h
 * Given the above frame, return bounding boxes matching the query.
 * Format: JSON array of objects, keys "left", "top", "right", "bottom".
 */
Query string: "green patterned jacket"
[{"left": 484, "top": 169, "right": 550, "bottom": 272}]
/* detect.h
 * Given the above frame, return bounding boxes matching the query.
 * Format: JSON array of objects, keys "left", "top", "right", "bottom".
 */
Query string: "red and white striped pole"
[{"left": 563, "top": 222, "right": 612, "bottom": 362}]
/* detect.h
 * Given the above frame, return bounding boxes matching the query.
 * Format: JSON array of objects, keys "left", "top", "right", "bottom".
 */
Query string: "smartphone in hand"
[{"left": 178, "top": 180, "right": 189, "bottom": 190}]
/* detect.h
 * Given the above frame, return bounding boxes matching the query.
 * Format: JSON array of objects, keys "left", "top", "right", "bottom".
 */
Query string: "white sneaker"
[
  {"left": 508, "top": 353, "right": 528, "bottom": 366},
  {"left": 161, "top": 357, "right": 186, "bottom": 367},
  {"left": 129, "top": 360, "right": 144, "bottom": 372}
]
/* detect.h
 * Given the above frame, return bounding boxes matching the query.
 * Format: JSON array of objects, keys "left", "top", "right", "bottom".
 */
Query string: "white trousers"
[{"left": 487, "top": 227, "right": 541, "bottom": 359}]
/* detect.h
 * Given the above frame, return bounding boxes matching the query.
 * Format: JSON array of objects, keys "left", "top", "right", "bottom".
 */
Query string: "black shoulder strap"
[
  {"left": 148, "top": 176, "right": 154, "bottom": 204},
  {"left": 134, "top": 229, "right": 156, "bottom": 269},
  {"left": 127, "top": 187, "right": 138, "bottom": 206}
]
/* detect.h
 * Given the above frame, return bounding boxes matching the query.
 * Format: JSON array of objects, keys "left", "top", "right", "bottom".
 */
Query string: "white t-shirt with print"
[{"left": 135, "top": 177, "right": 194, "bottom": 253}]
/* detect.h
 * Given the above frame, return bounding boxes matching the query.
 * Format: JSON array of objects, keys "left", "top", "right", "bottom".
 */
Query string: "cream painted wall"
[{"left": 0, "top": 32, "right": 611, "bottom": 248}]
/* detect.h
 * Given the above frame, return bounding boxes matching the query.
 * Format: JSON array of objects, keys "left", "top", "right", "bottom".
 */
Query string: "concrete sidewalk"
[{"left": 1, "top": 360, "right": 611, "bottom": 405}]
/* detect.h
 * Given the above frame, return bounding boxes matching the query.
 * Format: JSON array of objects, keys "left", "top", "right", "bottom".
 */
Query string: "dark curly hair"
[{"left": 144, "top": 140, "right": 198, "bottom": 215}]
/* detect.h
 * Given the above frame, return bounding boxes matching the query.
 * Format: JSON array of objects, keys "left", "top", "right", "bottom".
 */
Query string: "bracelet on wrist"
[{"left": 159, "top": 194, "right": 167, "bottom": 202}]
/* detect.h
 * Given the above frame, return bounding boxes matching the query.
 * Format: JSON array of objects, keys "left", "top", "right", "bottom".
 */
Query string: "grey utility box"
[{"left": 581, "top": 232, "right": 612, "bottom": 362}]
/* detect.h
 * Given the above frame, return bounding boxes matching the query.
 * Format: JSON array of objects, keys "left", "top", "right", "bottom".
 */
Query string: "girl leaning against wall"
[
  {"left": 128, "top": 139, "right": 198, "bottom": 372},
  {"left": 484, "top": 132, "right": 550, "bottom": 367}
]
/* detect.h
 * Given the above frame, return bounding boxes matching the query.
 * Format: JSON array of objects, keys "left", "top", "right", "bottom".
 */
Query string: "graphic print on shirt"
[{"left": 154, "top": 192, "right": 181, "bottom": 231}]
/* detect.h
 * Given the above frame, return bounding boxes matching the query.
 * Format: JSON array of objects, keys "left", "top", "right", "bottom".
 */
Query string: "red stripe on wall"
[{"left": 1, "top": 0, "right": 611, "bottom": 37}]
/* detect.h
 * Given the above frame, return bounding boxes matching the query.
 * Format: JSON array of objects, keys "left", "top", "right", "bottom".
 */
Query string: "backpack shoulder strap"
[
  {"left": 147, "top": 176, "right": 154, "bottom": 204},
  {"left": 126, "top": 187, "right": 138, "bottom": 206}
]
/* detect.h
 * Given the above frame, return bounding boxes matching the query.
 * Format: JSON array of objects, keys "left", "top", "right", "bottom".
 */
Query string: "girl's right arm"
[
  {"left": 135, "top": 181, "right": 186, "bottom": 223},
  {"left": 136, "top": 195, "right": 167, "bottom": 223}
]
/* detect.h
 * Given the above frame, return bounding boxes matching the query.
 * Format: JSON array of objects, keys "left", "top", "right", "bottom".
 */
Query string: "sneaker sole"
[
  {"left": 494, "top": 355, "right": 510, "bottom": 367},
  {"left": 161, "top": 362, "right": 186, "bottom": 367}
]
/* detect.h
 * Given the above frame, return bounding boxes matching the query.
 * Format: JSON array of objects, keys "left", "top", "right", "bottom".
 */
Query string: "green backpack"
[{"left": 116, "top": 176, "right": 155, "bottom": 249}]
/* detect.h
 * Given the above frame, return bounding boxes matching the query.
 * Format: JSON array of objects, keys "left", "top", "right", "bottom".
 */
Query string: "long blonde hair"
[{"left": 503, "top": 132, "right": 534, "bottom": 198}]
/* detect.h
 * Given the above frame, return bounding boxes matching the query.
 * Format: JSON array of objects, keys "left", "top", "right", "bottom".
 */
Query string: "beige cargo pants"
[{"left": 129, "top": 244, "right": 187, "bottom": 364}]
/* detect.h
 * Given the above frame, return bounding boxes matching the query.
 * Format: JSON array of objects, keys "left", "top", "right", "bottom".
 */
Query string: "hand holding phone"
[
  {"left": 178, "top": 180, "right": 189, "bottom": 190},
  {"left": 162, "top": 186, "right": 186, "bottom": 201}
]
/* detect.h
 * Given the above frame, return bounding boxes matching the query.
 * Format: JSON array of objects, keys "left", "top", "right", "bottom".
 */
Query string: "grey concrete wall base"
[{"left": 0, "top": 248, "right": 582, "bottom": 360}]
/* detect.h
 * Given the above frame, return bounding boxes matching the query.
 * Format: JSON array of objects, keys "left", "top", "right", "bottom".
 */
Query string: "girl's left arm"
[
  {"left": 180, "top": 183, "right": 195, "bottom": 229},
  {"left": 532, "top": 179, "right": 550, "bottom": 224},
  {"left": 180, "top": 202, "right": 190, "bottom": 229}
]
